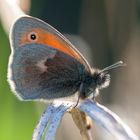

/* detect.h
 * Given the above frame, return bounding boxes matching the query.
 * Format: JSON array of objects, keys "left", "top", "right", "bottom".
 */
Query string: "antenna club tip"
[
  {"left": 119, "top": 61, "right": 123, "bottom": 64},
  {"left": 119, "top": 61, "right": 127, "bottom": 66}
]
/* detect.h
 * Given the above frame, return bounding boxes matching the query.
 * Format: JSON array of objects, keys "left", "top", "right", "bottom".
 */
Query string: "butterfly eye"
[{"left": 28, "top": 32, "right": 38, "bottom": 42}]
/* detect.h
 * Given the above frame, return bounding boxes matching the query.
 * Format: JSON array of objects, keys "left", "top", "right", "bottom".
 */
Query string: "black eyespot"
[
  {"left": 28, "top": 32, "right": 38, "bottom": 41},
  {"left": 30, "top": 34, "right": 36, "bottom": 40}
]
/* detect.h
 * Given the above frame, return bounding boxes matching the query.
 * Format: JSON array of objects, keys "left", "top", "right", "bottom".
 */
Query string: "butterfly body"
[{"left": 8, "top": 16, "right": 110, "bottom": 101}]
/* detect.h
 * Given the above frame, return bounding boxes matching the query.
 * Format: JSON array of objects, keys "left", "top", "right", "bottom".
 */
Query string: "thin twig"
[{"left": 71, "top": 108, "right": 93, "bottom": 140}]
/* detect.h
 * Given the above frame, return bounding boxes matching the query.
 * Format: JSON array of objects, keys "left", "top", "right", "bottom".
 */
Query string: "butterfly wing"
[{"left": 8, "top": 16, "right": 91, "bottom": 101}]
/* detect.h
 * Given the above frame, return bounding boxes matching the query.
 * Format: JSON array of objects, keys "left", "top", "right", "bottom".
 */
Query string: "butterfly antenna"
[{"left": 100, "top": 61, "right": 126, "bottom": 73}]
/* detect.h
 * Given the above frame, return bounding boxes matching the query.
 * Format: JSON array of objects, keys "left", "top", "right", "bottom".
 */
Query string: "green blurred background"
[{"left": 0, "top": 0, "right": 140, "bottom": 140}]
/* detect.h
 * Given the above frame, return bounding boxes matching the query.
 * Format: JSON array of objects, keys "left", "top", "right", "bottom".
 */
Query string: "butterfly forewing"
[{"left": 8, "top": 16, "right": 91, "bottom": 101}]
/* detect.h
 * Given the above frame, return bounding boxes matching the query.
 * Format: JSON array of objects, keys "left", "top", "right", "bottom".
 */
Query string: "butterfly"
[{"left": 8, "top": 16, "right": 124, "bottom": 103}]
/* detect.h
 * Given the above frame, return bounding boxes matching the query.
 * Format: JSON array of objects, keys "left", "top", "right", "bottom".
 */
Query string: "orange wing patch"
[{"left": 19, "top": 28, "right": 81, "bottom": 61}]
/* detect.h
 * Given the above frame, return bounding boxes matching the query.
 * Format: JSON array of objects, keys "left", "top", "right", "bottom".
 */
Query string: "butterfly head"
[
  {"left": 91, "top": 69, "right": 110, "bottom": 90},
  {"left": 82, "top": 61, "right": 125, "bottom": 98}
]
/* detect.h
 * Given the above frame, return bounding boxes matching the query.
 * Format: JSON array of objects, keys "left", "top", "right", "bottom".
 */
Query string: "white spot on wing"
[
  {"left": 36, "top": 58, "right": 48, "bottom": 72},
  {"left": 36, "top": 53, "right": 56, "bottom": 72}
]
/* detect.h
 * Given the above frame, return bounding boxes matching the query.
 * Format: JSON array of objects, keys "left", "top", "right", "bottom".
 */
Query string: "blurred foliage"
[{"left": 30, "top": 0, "right": 82, "bottom": 34}]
